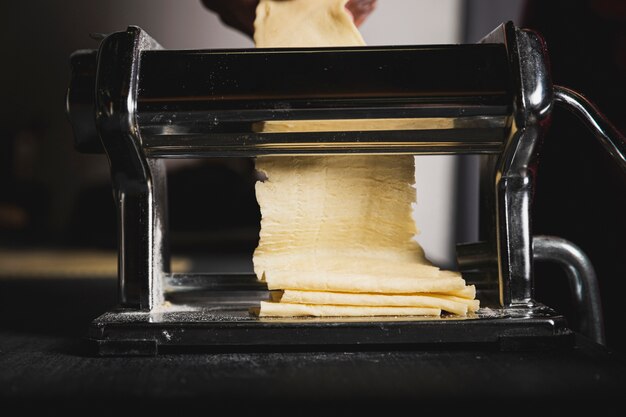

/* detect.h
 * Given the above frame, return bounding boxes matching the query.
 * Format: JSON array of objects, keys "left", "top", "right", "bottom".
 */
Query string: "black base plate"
[{"left": 88, "top": 293, "right": 573, "bottom": 356}]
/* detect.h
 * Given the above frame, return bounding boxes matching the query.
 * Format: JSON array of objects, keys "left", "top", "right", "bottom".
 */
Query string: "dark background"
[{"left": 522, "top": 0, "right": 626, "bottom": 352}]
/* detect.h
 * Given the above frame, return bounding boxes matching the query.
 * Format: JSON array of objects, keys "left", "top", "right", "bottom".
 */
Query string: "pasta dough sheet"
[
  {"left": 447, "top": 285, "right": 477, "bottom": 299},
  {"left": 252, "top": 0, "right": 476, "bottom": 318},
  {"left": 258, "top": 301, "right": 441, "bottom": 317},
  {"left": 263, "top": 270, "right": 466, "bottom": 294},
  {"left": 274, "top": 290, "right": 479, "bottom": 315},
  {"left": 254, "top": 0, "right": 365, "bottom": 48},
  {"left": 253, "top": 156, "right": 463, "bottom": 293},
  {"left": 253, "top": 118, "right": 455, "bottom": 133}
]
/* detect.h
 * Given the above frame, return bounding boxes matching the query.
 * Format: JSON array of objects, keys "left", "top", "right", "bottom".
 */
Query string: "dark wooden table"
[{"left": 1, "top": 276, "right": 624, "bottom": 415}]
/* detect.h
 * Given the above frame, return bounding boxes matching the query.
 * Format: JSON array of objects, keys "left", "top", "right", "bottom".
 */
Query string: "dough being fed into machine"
[
  {"left": 252, "top": 0, "right": 478, "bottom": 317},
  {"left": 254, "top": 0, "right": 366, "bottom": 47}
]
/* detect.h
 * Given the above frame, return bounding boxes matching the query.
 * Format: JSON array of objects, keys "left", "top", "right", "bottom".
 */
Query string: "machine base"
[{"left": 88, "top": 275, "right": 574, "bottom": 355}]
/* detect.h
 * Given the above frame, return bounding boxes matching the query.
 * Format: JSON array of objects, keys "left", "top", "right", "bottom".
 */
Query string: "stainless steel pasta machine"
[{"left": 67, "top": 22, "right": 626, "bottom": 355}]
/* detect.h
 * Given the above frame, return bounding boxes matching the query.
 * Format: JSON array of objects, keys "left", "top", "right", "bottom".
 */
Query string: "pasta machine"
[{"left": 67, "top": 22, "right": 626, "bottom": 355}]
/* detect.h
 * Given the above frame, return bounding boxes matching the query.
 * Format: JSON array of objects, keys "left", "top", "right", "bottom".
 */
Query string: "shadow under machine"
[{"left": 67, "top": 22, "right": 625, "bottom": 355}]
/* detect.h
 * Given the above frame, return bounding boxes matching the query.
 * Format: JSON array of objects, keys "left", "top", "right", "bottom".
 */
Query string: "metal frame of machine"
[{"left": 67, "top": 22, "right": 625, "bottom": 355}]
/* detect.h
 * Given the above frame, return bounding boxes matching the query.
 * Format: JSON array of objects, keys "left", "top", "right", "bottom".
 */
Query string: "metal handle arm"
[
  {"left": 553, "top": 85, "right": 626, "bottom": 172},
  {"left": 533, "top": 235, "right": 605, "bottom": 345}
]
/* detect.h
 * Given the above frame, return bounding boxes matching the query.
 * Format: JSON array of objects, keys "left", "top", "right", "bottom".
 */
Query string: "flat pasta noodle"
[
  {"left": 258, "top": 301, "right": 441, "bottom": 317},
  {"left": 446, "top": 285, "right": 476, "bottom": 300},
  {"left": 276, "top": 290, "right": 473, "bottom": 315},
  {"left": 264, "top": 270, "right": 467, "bottom": 294}
]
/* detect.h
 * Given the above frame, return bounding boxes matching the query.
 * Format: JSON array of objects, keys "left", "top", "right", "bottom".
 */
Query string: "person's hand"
[
  {"left": 202, "top": 0, "right": 258, "bottom": 36},
  {"left": 345, "top": 0, "right": 377, "bottom": 27},
  {"left": 202, "top": 0, "right": 377, "bottom": 37}
]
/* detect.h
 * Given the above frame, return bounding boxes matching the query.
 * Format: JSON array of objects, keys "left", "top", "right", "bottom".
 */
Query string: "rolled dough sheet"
[
  {"left": 448, "top": 285, "right": 476, "bottom": 300},
  {"left": 436, "top": 294, "right": 481, "bottom": 312},
  {"left": 264, "top": 270, "right": 466, "bottom": 294},
  {"left": 258, "top": 301, "right": 441, "bottom": 317},
  {"left": 253, "top": 156, "right": 465, "bottom": 292},
  {"left": 254, "top": 0, "right": 365, "bottom": 48},
  {"left": 275, "top": 290, "right": 473, "bottom": 315},
  {"left": 252, "top": 0, "right": 475, "bottom": 317},
  {"left": 253, "top": 118, "right": 455, "bottom": 133}
]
